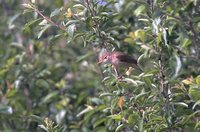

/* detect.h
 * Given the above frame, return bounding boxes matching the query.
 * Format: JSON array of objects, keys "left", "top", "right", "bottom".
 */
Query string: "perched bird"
[{"left": 98, "top": 49, "right": 142, "bottom": 77}]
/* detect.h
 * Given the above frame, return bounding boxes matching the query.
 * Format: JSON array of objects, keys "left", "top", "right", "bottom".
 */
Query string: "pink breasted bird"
[{"left": 98, "top": 49, "right": 142, "bottom": 77}]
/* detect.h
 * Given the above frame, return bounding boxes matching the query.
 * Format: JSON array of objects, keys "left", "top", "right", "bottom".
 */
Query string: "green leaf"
[
  {"left": 115, "top": 124, "right": 126, "bottom": 132},
  {"left": 195, "top": 121, "right": 200, "bottom": 129},
  {"left": 40, "top": 91, "right": 59, "bottom": 104},
  {"left": 162, "top": 28, "right": 168, "bottom": 46},
  {"left": 35, "top": 79, "right": 50, "bottom": 89},
  {"left": 173, "top": 102, "right": 188, "bottom": 108},
  {"left": 73, "top": 4, "right": 85, "bottom": 8},
  {"left": 38, "top": 24, "right": 51, "bottom": 39},
  {"left": 138, "top": 118, "right": 144, "bottom": 131},
  {"left": 65, "top": 20, "right": 80, "bottom": 27},
  {"left": 38, "top": 125, "right": 48, "bottom": 131},
  {"left": 8, "top": 13, "right": 20, "bottom": 29},
  {"left": 134, "top": 5, "right": 145, "bottom": 16},
  {"left": 123, "top": 78, "right": 138, "bottom": 86},
  {"left": 135, "top": 91, "right": 149, "bottom": 102},
  {"left": 128, "top": 112, "right": 140, "bottom": 124},
  {"left": 76, "top": 106, "right": 93, "bottom": 117},
  {"left": 181, "top": 38, "right": 192, "bottom": 49},
  {"left": 93, "top": 118, "right": 107, "bottom": 128},
  {"left": 50, "top": 8, "right": 61, "bottom": 18},
  {"left": 0, "top": 104, "right": 13, "bottom": 114},
  {"left": 173, "top": 53, "right": 182, "bottom": 77},
  {"left": 67, "top": 24, "right": 76, "bottom": 43},
  {"left": 192, "top": 100, "right": 200, "bottom": 110},
  {"left": 99, "top": 93, "right": 115, "bottom": 98},
  {"left": 108, "top": 114, "right": 122, "bottom": 121},
  {"left": 23, "top": 18, "right": 42, "bottom": 33},
  {"left": 30, "top": 115, "right": 43, "bottom": 123},
  {"left": 196, "top": 75, "right": 200, "bottom": 85},
  {"left": 189, "top": 86, "right": 200, "bottom": 101},
  {"left": 10, "top": 42, "right": 25, "bottom": 50},
  {"left": 93, "top": 126, "right": 107, "bottom": 132}
]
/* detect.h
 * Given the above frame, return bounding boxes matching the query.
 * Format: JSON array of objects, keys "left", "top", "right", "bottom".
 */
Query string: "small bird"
[{"left": 98, "top": 49, "right": 142, "bottom": 77}]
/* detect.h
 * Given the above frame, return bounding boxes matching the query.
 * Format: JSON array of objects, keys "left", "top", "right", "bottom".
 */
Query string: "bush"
[{"left": 1, "top": 0, "right": 200, "bottom": 131}]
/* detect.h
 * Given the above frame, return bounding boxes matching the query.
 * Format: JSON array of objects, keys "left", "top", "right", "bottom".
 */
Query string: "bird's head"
[{"left": 98, "top": 49, "right": 111, "bottom": 64}]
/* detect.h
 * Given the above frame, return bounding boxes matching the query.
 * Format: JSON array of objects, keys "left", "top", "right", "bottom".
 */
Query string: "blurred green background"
[{"left": 1, "top": 0, "right": 200, "bottom": 131}]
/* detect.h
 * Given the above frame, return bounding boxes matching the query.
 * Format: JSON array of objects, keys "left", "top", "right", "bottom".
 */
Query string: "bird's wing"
[
  {"left": 113, "top": 51, "right": 143, "bottom": 71},
  {"left": 115, "top": 52, "right": 138, "bottom": 64}
]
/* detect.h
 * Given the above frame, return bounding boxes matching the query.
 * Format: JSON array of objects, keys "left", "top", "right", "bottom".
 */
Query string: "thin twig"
[{"left": 34, "top": 8, "right": 65, "bottom": 31}]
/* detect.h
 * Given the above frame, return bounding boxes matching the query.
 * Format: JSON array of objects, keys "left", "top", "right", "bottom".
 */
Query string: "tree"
[{"left": 1, "top": 0, "right": 200, "bottom": 131}]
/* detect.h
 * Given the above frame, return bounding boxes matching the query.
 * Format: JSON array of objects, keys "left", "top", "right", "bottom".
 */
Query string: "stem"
[
  {"left": 158, "top": 56, "right": 166, "bottom": 97},
  {"left": 34, "top": 8, "right": 65, "bottom": 31},
  {"left": 84, "top": 0, "right": 106, "bottom": 48}
]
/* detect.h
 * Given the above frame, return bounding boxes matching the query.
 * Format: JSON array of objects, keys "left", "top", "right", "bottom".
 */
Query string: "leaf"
[
  {"left": 50, "top": 8, "right": 61, "bottom": 18},
  {"left": 118, "top": 96, "right": 124, "bottom": 111},
  {"left": 143, "top": 77, "right": 152, "bottom": 88},
  {"left": 76, "top": 105, "right": 94, "bottom": 117},
  {"left": 0, "top": 104, "right": 13, "bottom": 114},
  {"left": 30, "top": 115, "right": 43, "bottom": 123},
  {"left": 93, "top": 118, "right": 107, "bottom": 128},
  {"left": 181, "top": 38, "right": 192, "bottom": 49},
  {"left": 76, "top": 52, "right": 92, "bottom": 62},
  {"left": 35, "top": 79, "right": 50, "bottom": 89},
  {"left": 99, "top": 93, "right": 115, "bottom": 98},
  {"left": 64, "top": 20, "right": 80, "bottom": 27},
  {"left": 162, "top": 28, "right": 168, "bottom": 46},
  {"left": 182, "top": 76, "right": 193, "bottom": 85},
  {"left": 38, "top": 24, "right": 51, "bottom": 39},
  {"left": 192, "top": 100, "right": 200, "bottom": 110},
  {"left": 152, "top": 17, "right": 161, "bottom": 35},
  {"left": 173, "top": 102, "right": 188, "bottom": 108},
  {"left": 128, "top": 112, "right": 140, "bottom": 124},
  {"left": 67, "top": 24, "right": 76, "bottom": 43},
  {"left": 138, "top": 118, "right": 144, "bottom": 131},
  {"left": 115, "top": 124, "right": 126, "bottom": 132},
  {"left": 135, "top": 91, "right": 149, "bottom": 102},
  {"left": 123, "top": 78, "right": 138, "bottom": 86},
  {"left": 40, "top": 91, "right": 59, "bottom": 104},
  {"left": 195, "top": 121, "right": 200, "bottom": 129},
  {"left": 189, "top": 86, "right": 200, "bottom": 101},
  {"left": 49, "top": 33, "right": 64, "bottom": 44},
  {"left": 195, "top": 75, "right": 200, "bottom": 85},
  {"left": 73, "top": 4, "right": 85, "bottom": 8},
  {"left": 108, "top": 114, "right": 122, "bottom": 121},
  {"left": 10, "top": 42, "right": 25, "bottom": 50},
  {"left": 173, "top": 53, "right": 182, "bottom": 77},
  {"left": 128, "top": 30, "right": 145, "bottom": 41},
  {"left": 23, "top": 18, "right": 42, "bottom": 33},
  {"left": 102, "top": 76, "right": 111, "bottom": 82},
  {"left": 21, "top": 3, "right": 34, "bottom": 9},
  {"left": 55, "top": 110, "right": 66, "bottom": 124},
  {"left": 38, "top": 125, "right": 48, "bottom": 131},
  {"left": 8, "top": 13, "right": 20, "bottom": 29},
  {"left": 134, "top": 5, "right": 145, "bottom": 16},
  {"left": 93, "top": 126, "right": 107, "bottom": 132}
]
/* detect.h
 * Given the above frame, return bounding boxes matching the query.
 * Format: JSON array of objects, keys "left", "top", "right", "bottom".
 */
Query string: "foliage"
[{"left": 1, "top": 0, "right": 200, "bottom": 131}]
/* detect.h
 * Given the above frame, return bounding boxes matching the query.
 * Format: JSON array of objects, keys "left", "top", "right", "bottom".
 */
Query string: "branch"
[
  {"left": 22, "top": 3, "right": 65, "bottom": 31},
  {"left": 84, "top": 0, "right": 106, "bottom": 48},
  {"left": 34, "top": 8, "right": 66, "bottom": 31}
]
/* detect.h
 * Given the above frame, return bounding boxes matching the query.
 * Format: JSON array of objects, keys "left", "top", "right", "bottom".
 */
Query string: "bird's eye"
[{"left": 104, "top": 56, "right": 107, "bottom": 59}]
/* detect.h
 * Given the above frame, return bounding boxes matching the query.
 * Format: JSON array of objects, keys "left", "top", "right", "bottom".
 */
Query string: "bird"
[{"left": 98, "top": 49, "right": 142, "bottom": 78}]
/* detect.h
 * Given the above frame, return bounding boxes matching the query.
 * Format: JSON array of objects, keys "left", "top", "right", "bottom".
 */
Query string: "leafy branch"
[
  {"left": 22, "top": 3, "right": 65, "bottom": 31},
  {"left": 84, "top": 0, "right": 106, "bottom": 48}
]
